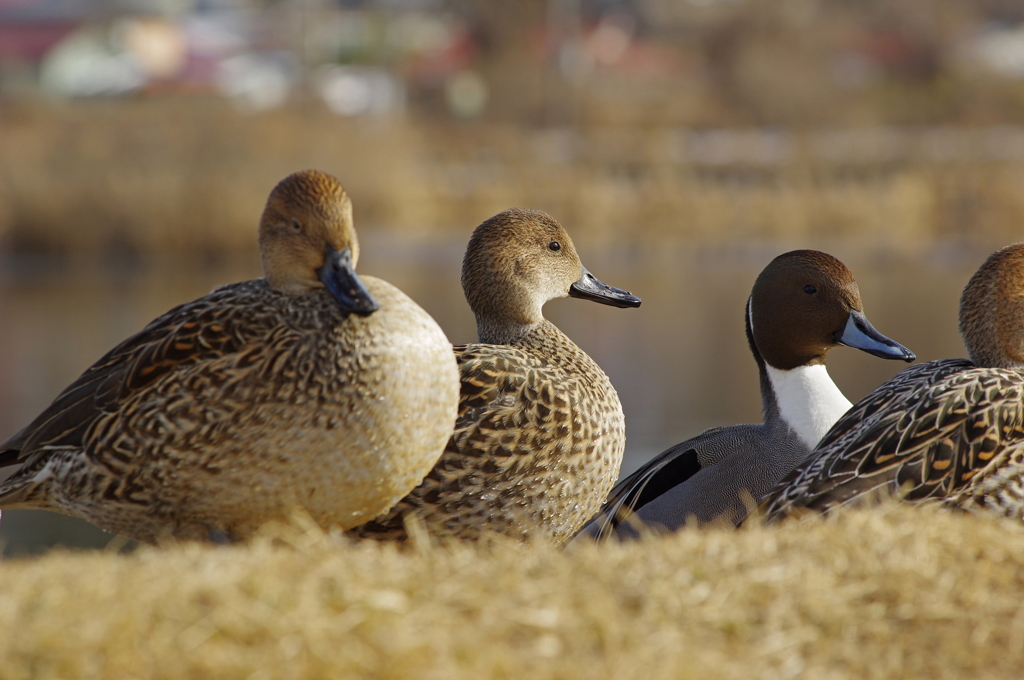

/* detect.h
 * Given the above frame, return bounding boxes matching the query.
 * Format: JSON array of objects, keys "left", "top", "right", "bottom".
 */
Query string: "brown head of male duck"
[
  {"left": 760, "top": 243, "right": 1024, "bottom": 522},
  {"left": 0, "top": 170, "right": 460, "bottom": 544},
  {"left": 347, "top": 208, "right": 641, "bottom": 544}
]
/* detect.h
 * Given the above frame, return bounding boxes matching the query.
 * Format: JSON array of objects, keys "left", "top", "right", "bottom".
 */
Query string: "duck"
[
  {"left": 573, "top": 250, "right": 915, "bottom": 541},
  {"left": 346, "top": 208, "right": 641, "bottom": 545},
  {"left": 759, "top": 243, "right": 1024, "bottom": 522},
  {"left": 0, "top": 170, "right": 460, "bottom": 544}
]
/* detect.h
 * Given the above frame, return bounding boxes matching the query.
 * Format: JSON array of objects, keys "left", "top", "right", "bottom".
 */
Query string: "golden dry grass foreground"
[{"left": 1, "top": 505, "right": 1023, "bottom": 679}]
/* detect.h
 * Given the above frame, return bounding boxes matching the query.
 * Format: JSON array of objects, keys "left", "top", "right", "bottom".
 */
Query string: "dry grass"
[
  {"left": 3, "top": 99, "right": 1024, "bottom": 257},
  {"left": 1, "top": 505, "right": 1023, "bottom": 679}
]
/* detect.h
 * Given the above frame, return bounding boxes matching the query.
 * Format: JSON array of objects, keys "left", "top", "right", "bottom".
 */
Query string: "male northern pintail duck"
[
  {"left": 0, "top": 170, "right": 460, "bottom": 544},
  {"left": 760, "top": 243, "right": 1024, "bottom": 522},
  {"left": 346, "top": 208, "right": 641, "bottom": 545},
  {"left": 574, "top": 250, "right": 915, "bottom": 541}
]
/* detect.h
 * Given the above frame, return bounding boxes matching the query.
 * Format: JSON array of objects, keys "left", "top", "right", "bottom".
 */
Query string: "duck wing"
[
  {"left": 575, "top": 419, "right": 792, "bottom": 540},
  {"left": 0, "top": 284, "right": 259, "bottom": 473},
  {"left": 758, "top": 358, "right": 1024, "bottom": 519},
  {"left": 572, "top": 438, "right": 711, "bottom": 541},
  {"left": 349, "top": 342, "right": 576, "bottom": 540}
]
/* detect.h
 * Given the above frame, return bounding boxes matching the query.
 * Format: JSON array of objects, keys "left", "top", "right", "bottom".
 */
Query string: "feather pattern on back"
[
  {"left": 347, "top": 319, "right": 626, "bottom": 544},
  {"left": 759, "top": 359, "right": 1024, "bottom": 519},
  {"left": 0, "top": 279, "right": 460, "bottom": 543}
]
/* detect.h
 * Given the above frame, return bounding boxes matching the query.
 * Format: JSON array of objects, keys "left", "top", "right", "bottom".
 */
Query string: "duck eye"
[
  {"left": 548, "top": 241, "right": 561, "bottom": 252},
  {"left": 291, "top": 219, "right": 302, "bottom": 232},
  {"left": 804, "top": 284, "right": 817, "bottom": 295}
]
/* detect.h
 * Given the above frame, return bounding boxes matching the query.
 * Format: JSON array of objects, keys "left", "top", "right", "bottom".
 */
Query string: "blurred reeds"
[
  {"left": 1, "top": 504, "right": 1023, "bottom": 679},
  {"left": 3, "top": 97, "right": 1024, "bottom": 258}
]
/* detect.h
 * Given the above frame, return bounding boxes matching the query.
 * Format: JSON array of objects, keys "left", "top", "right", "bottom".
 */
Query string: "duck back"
[{"left": 0, "top": 277, "right": 459, "bottom": 543}]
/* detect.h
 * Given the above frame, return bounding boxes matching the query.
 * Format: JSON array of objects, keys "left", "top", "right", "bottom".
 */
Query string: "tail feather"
[
  {"left": 0, "top": 456, "right": 47, "bottom": 509},
  {"left": 0, "top": 475, "right": 45, "bottom": 508},
  {"left": 0, "top": 481, "right": 39, "bottom": 507},
  {"left": 0, "top": 449, "right": 21, "bottom": 470}
]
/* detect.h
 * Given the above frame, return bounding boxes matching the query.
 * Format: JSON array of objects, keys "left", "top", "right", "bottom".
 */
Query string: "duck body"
[
  {"left": 575, "top": 250, "right": 915, "bottom": 540},
  {"left": 0, "top": 171, "right": 460, "bottom": 543},
  {"left": 348, "top": 320, "right": 625, "bottom": 543},
  {"left": 756, "top": 358, "right": 1024, "bottom": 520},
  {"left": 585, "top": 408, "right": 808, "bottom": 538},
  {"left": 347, "top": 207, "right": 640, "bottom": 544},
  {"left": 760, "top": 243, "right": 1024, "bottom": 522}
]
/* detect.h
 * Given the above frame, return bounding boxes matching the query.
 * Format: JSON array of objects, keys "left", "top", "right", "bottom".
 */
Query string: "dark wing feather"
[
  {"left": 0, "top": 447, "right": 21, "bottom": 469},
  {"left": 574, "top": 441, "right": 703, "bottom": 541},
  {"left": 0, "top": 285, "right": 255, "bottom": 469},
  {"left": 758, "top": 359, "right": 1017, "bottom": 519}
]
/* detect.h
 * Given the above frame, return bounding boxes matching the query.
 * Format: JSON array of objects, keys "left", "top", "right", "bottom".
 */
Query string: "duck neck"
[
  {"left": 746, "top": 296, "right": 850, "bottom": 448},
  {"left": 764, "top": 363, "right": 851, "bottom": 449},
  {"left": 475, "top": 315, "right": 543, "bottom": 345}
]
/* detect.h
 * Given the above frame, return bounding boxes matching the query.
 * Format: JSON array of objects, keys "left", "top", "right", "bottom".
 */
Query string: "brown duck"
[
  {"left": 347, "top": 208, "right": 641, "bottom": 544},
  {"left": 0, "top": 170, "right": 460, "bottom": 544}
]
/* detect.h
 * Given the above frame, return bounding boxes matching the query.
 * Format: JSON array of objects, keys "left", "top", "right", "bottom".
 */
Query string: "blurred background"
[{"left": 2, "top": 0, "right": 1024, "bottom": 553}]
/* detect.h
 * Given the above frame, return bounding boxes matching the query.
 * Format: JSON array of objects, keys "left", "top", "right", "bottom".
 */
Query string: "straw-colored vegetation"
[
  {"left": 1, "top": 505, "right": 1022, "bottom": 679},
  {"left": 3, "top": 100, "right": 1024, "bottom": 257}
]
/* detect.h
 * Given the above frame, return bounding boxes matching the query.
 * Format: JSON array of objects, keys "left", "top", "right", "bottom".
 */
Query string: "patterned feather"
[
  {"left": 2, "top": 292, "right": 248, "bottom": 469},
  {"left": 348, "top": 320, "right": 626, "bottom": 544},
  {"left": 759, "top": 359, "right": 1024, "bottom": 519}
]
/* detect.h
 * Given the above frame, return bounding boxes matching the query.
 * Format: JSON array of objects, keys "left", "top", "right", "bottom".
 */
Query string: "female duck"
[
  {"left": 347, "top": 208, "right": 641, "bottom": 544},
  {"left": 760, "top": 243, "right": 1024, "bottom": 522},
  {"left": 0, "top": 170, "right": 460, "bottom": 544},
  {"left": 575, "top": 250, "right": 915, "bottom": 540}
]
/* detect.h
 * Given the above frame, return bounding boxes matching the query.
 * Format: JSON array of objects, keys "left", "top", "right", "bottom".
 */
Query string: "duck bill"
[
  {"left": 569, "top": 265, "right": 642, "bottom": 308},
  {"left": 317, "top": 245, "right": 380, "bottom": 315},
  {"left": 835, "top": 310, "right": 915, "bottom": 362}
]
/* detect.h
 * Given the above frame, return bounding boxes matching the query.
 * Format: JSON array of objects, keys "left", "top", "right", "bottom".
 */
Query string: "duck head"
[
  {"left": 258, "top": 170, "right": 378, "bottom": 314},
  {"left": 749, "top": 250, "right": 915, "bottom": 370},
  {"left": 959, "top": 243, "right": 1024, "bottom": 369},
  {"left": 461, "top": 208, "right": 640, "bottom": 342}
]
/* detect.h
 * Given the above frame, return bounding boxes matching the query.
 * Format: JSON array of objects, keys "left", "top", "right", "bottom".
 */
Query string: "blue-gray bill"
[
  {"left": 835, "top": 310, "right": 915, "bottom": 362},
  {"left": 569, "top": 266, "right": 642, "bottom": 308},
  {"left": 318, "top": 245, "right": 380, "bottom": 314}
]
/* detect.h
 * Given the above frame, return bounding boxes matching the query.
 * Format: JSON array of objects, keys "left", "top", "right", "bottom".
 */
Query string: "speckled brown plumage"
[
  {"left": 0, "top": 171, "right": 460, "bottom": 543},
  {"left": 760, "top": 243, "right": 1024, "bottom": 522},
  {"left": 348, "top": 322, "right": 625, "bottom": 543},
  {"left": 347, "top": 208, "right": 640, "bottom": 544}
]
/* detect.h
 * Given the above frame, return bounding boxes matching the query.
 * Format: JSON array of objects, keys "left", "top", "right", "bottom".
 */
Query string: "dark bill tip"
[
  {"left": 835, "top": 310, "right": 915, "bottom": 362},
  {"left": 569, "top": 266, "right": 642, "bottom": 309},
  {"left": 317, "top": 245, "right": 380, "bottom": 315}
]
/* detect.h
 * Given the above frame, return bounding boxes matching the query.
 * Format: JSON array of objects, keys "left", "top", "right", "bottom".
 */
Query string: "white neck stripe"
[{"left": 766, "top": 364, "right": 851, "bottom": 449}]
